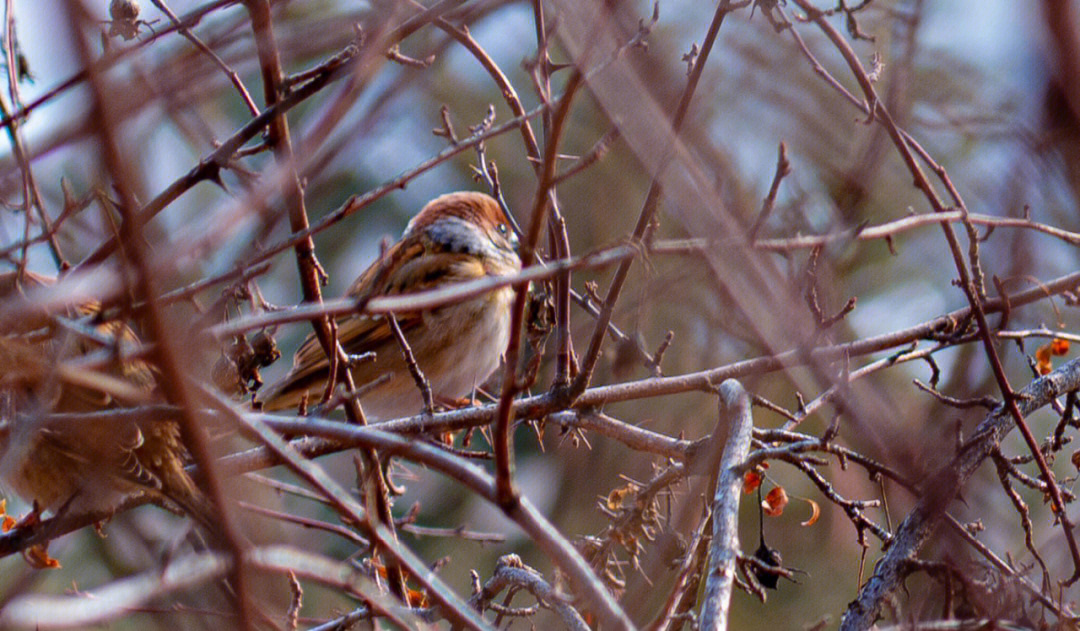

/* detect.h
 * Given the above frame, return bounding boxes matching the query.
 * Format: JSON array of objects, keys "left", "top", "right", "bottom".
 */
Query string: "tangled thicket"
[{"left": 0, "top": 0, "right": 1079, "bottom": 629}]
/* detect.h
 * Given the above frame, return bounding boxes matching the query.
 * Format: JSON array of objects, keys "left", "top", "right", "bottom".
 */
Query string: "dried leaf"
[
  {"left": 607, "top": 483, "right": 639, "bottom": 511},
  {"left": 1036, "top": 343, "right": 1053, "bottom": 375},
  {"left": 744, "top": 464, "right": 768, "bottom": 493},
  {"left": 753, "top": 541, "right": 783, "bottom": 590},
  {"left": 1051, "top": 338, "right": 1070, "bottom": 355},
  {"left": 406, "top": 587, "right": 428, "bottom": 608},
  {"left": 0, "top": 499, "right": 13, "bottom": 532},
  {"left": 763, "top": 486, "right": 788, "bottom": 517},
  {"left": 24, "top": 544, "right": 61, "bottom": 569},
  {"left": 1072, "top": 450, "right": 1080, "bottom": 470},
  {"left": 800, "top": 498, "right": 821, "bottom": 526},
  {"left": 371, "top": 558, "right": 387, "bottom": 578},
  {"left": 743, "top": 471, "right": 763, "bottom": 494}
]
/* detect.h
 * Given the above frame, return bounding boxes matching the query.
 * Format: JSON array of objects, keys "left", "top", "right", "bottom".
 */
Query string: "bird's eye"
[{"left": 497, "top": 223, "right": 508, "bottom": 235}]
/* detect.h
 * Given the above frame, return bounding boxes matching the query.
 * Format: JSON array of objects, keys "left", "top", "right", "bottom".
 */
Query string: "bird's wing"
[{"left": 260, "top": 234, "right": 487, "bottom": 410}]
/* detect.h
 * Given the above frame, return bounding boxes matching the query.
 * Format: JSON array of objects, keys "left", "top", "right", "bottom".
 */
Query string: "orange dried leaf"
[
  {"left": 800, "top": 499, "right": 821, "bottom": 527},
  {"left": 406, "top": 587, "right": 428, "bottom": 608},
  {"left": 1072, "top": 450, "right": 1080, "bottom": 470},
  {"left": 1036, "top": 344, "right": 1054, "bottom": 375},
  {"left": 762, "top": 486, "right": 788, "bottom": 517},
  {"left": 24, "top": 544, "right": 60, "bottom": 569},
  {"left": 606, "top": 483, "right": 639, "bottom": 510},
  {"left": 743, "top": 471, "right": 763, "bottom": 494},
  {"left": 371, "top": 559, "right": 387, "bottom": 579},
  {"left": 1051, "top": 338, "right": 1070, "bottom": 355},
  {"left": 0, "top": 499, "right": 18, "bottom": 533}
]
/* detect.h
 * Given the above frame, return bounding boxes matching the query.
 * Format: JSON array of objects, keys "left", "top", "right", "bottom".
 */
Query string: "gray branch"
[
  {"left": 469, "top": 554, "right": 589, "bottom": 631},
  {"left": 700, "top": 379, "right": 755, "bottom": 631}
]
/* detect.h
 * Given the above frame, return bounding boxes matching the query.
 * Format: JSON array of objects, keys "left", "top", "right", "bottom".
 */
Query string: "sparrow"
[
  {"left": 0, "top": 271, "right": 215, "bottom": 531},
  {"left": 259, "top": 191, "right": 522, "bottom": 419}
]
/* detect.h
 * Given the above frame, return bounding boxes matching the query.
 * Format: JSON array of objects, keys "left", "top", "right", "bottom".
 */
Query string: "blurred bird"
[
  {"left": 0, "top": 271, "right": 215, "bottom": 533},
  {"left": 259, "top": 191, "right": 522, "bottom": 418}
]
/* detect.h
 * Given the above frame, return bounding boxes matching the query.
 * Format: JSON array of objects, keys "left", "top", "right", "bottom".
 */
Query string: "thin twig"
[
  {"left": 148, "top": 0, "right": 260, "bottom": 116},
  {"left": 748, "top": 141, "right": 791, "bottom": 242},
  {"left": 386, "top": 312, "right": 435, "bottom": 414}
]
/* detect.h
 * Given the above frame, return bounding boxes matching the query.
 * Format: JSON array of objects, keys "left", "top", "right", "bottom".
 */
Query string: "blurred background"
[{"left": 1, "top": 0, "right": 1078, "bottom": 628}]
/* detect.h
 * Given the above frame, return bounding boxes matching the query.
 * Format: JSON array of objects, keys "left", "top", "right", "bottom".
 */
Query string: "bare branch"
[{"left": 700, "top": 379, "right": 754, "bottom": 631}]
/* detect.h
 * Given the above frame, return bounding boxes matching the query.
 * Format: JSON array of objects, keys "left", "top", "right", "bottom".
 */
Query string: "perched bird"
[
  {"left": 259, "top": 191, "right": 522, "bottom": 418},
  {"left": 0, "top": 271, "right": 214, "bottom": 531}
]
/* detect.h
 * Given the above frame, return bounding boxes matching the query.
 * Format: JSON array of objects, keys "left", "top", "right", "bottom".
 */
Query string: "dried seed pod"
[
  {"left": 250, "top": 330, "right": 281, "bottom": 367},
  {"left": 212, "top": 353, "right": 243, "bottom": 396},
  {"left": 753, "top": 541, "right": 783, "bottom": 590},
  {"left": 108, "top": 0, "right": 143, "bottom": 40},
  {"left": 109, "top": 0, "right": 139, "bottom": 21}
]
